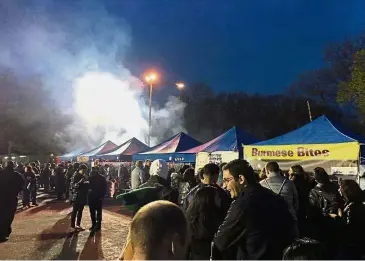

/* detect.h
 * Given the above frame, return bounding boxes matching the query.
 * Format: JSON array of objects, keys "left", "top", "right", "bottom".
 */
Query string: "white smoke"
[{"left": 0, "top": 0, "right": 187, "bottom": 150}]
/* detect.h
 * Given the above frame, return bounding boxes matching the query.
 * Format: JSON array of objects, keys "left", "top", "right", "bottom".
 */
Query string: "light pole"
[
  {"left": 144, "top": 71, "right": 185, "bottom": 146},
  {"left": 144, "top": 73, "right": 157, "bottom": 146}
]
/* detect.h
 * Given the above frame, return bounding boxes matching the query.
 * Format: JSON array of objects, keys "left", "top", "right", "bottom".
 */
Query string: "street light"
[
  {"left": 144, "top": 72, "right": 158, "bottom": 146},
  {"left": 176, "top": 82, "right": 185, "bottom": 90},
  {"left": 143, "top": 70, "right": 185, "bottom": 146}
]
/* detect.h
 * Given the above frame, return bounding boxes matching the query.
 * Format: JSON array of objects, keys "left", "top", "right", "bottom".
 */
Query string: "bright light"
[
  {"left": 144, "top": 72, "right": 158, "bottom": 83},
  {"left": 73, "top": 72, "right": 148, "bottom": 144},
  {"left": 176, "top": 82, "right": 185, "bottom": 89}
]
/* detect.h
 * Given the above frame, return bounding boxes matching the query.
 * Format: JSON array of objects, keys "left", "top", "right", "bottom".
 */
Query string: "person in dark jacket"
[
  {"left": 183, "top": 163, "right": 231, "bottom": 213},
  {"left": 283, "top": 238, "right": 327, "bottom": 260},
  {"left": 307, "top": 167, "right": 343, "bottom": 259},
  {"left": 213, "top": 159, "right": 296, "bottom": 260},
  {"left": 186, "top": 186, "right": 226, "bottom": 260},
  {"left": 70, "top": 164, "right": 89, "bottom": 231},
  {"left": 22, "top": 166, "right": 37, "bottom": 207},
  {"left": 64, "top": 162, "right": 74, "bottom": 200},
  {"left": 88, "top": 167, "right": 107, "bottom": 231},
  {"left": 0, "top": 161, "right": 24, "bottom": 241},
  {"left": 143, "top": 159, "right": 151, "bottom": 182},
  {"left": 55, "top": 163, "right": 66, "bottom": 200},
  {"left": 41, "top": 163, "right": 52, "bottom": 192},
  {"left": 338, "top": 179, "right": 365, "bottom": 259},
  {"left": 289, "top": 165, "right": 313, "bottom": 236}
]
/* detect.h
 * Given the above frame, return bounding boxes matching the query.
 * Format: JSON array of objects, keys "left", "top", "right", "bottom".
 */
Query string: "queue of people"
[
  {"left": 2, "top": 157, "right": 365, "bottom": 259},
  {"left": 120, "top": 159, "right": 365, "bottom": 260}
]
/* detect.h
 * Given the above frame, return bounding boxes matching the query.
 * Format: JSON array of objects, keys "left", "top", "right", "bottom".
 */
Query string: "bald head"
[{"left": 130, "top": 200, "right": 189, "bottom": 260}]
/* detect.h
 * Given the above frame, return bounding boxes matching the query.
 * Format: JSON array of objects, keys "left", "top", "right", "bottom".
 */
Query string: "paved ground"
[{"left": 0, "top": 193, "right": 132, "bottom": 260}]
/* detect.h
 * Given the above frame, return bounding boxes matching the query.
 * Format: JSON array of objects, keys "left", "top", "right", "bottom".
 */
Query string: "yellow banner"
[{"left": 244, "top": 142, "right": 360, "bottom": 161}]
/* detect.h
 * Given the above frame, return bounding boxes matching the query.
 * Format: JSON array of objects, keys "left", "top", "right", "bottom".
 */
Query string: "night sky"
[{"left": 104, "top": 0, "right": 365, "bottom": 94}]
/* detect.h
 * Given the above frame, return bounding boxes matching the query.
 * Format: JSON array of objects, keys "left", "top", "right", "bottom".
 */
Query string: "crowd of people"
[
  {"left": 1, "top": 157, "right": 365, "bottom": 260},
  {"left": 121, "top": 159, "right": 365, "bottom": 260}
]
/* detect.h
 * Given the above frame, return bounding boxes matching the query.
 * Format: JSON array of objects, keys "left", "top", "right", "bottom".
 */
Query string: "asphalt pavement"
[{"left": 0, "top": 191, "right": 132, "bottom": 260}]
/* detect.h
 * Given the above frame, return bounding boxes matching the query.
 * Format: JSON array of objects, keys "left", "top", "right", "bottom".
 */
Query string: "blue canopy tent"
[
  {"left": 132, "top": 132, "right": 201, "bottom": 162},
  {"left": 97, "top": 138, "right": 149, "bottom": 161},
  {"left": 244, "top": 115, "right": 365, "bottom": 174},
  {"left": 173, "top": 126, "right": 259, "bottom": 163}
]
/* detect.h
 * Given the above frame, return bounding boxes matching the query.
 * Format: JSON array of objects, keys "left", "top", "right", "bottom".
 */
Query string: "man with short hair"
[
  {"left": 121, "top": 200, "right": 190, "bottom": 260},
  {"left": 214, "top": 159, "right": 295, "bottom": 260},
  {"left": 131, "top": 161, "right": 145, "bottom": 189},
  {"left": 183, "top": 163, "right": 230, "bottom": 213},
  {"left": 260, "top": 161, "right": 299, "bottom": 235}
]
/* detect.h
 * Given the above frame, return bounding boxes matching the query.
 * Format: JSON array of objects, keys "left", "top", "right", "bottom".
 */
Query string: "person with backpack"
[
  {"left": 307, "top": 167, "right": 343, "bottom": 259},
  {"left": 260, "top": 162, "right": 299, "bottom": 237}
]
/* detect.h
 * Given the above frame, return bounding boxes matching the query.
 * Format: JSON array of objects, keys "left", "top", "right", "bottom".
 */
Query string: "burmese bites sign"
[{"left": 244, "top": 142, "right": 359, "bottom": 161}]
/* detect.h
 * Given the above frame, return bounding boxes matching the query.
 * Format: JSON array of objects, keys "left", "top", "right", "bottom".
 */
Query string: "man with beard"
[
  {"left": 55, "top": 162, "right": 66, "bottom": 200},
  {"left": 0, "top": 161, "right": 24, "bottom": 242},
  {"left": 88, "top": 166, "right": 107, "bottom": 231}
]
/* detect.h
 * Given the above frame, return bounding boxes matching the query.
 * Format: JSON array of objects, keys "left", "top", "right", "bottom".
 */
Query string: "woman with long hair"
[{"left": 186, "top": 186, "right": 225, "bottom": 260}]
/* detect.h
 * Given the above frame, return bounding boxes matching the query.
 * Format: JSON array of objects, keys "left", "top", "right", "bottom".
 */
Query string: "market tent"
[
  {"left": 97, "top": 138, "right": 149, "bottom": 161},
  {"left": 58, "top": 147, "right": 91, "bottom": 161},
  {"left": 79, "top": 140, "right": 118, "bottom": 158},
  {"left": 132, "top": 132, "right": 201, "bottom": 162},
  {"left": 173, "top": 126, "right": 259, "bottom": 163},
  {"left": 244, "top": 115, "right": 364, "bottom": 174}
]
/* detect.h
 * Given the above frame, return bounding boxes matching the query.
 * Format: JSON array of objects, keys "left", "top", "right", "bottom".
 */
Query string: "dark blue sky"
[{"left": 102, "top": 0, "right": 364, "bottom": 94}]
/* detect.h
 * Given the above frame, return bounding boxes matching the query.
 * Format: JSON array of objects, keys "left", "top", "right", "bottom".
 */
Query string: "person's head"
[
  {"left": 67, "top": 161, "right": 71, "bottom": 166},
  {"left": 129, "top": 200, "right": 190, "bottom": 260},
  {"left": 201, "top": 163, "right": 220, "bottom": 184},
  {"left": 223, "top": 159, "right": 257, "bottom": 198},
  {"left": 25, "top": 166, "right": 33, "bottom": 173},
  {"left": 314, "top": 167, "right": 329, "bottom": 185},
  {"left": 78, "top": 164, "right": 88, "bottom": 175},
  {"left": 135, "top": 160, "right": 143, "bottom": 168},
  {"left": 144, "top": 160, "right": 151, "bottom": 167},
  {"left": 289, "top": 165, "right": 304, "bottom": 180},
  {"left": 30, "top": 162, "right": 36, "bottom": 168},
  {"left": 6, "top": 161, "right": 15, "bottom": 169},
  {"left": 150, "top": 159, "right": 169, "bottom": 180},
  {"left": 339, "top": 179, "right": 363, "bottom": 203},
  {"left": 265, "top": 162, "right": 280, "bottom": 175},
  {"left": 183, "top": 168, "right": 195, "bottom": 183},
  {"left": 283, "top": 238, "right": 326, "bottom": 260}
]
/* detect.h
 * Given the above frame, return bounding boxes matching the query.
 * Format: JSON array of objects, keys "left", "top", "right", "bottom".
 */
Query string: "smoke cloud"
[{"left": 0, "top": 0, "right": 187, "bottom": 152}]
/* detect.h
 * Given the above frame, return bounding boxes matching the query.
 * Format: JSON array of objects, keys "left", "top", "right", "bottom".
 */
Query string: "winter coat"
[
  {"left": 88, "top": 173, "right": 107, "bottom": 203},
  {"left": 70, "top": 173, "right": 89, "bottom": 205},
  {"left": 131, "top": 166, "right": 144, "bottom": 189},
  {"left": 183, "top": 183, "right": 231, "bottom": 213},
  {"left": 23, "top": 171, "right": 37, "bottom": 191},
  {"left": 143, "top": 165, "right": 150, "bottom": 182},
  {"left": 307, "top": 182, "right": 343, "bottom": 254},
  {"left": 340, "top": 201, "right": 365, "bottom": 259},
  {"left": 213, "top": 184, "right": 296, "bottom": 260},
  {"left": 55, "top": 167, "right": 66, "bottom": 193},
  {"left": 260, "top": 172, "right": 299, "bottom": 221},
  {"left": 0, "top": 167, "right": 24, "bottom": 207}
]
